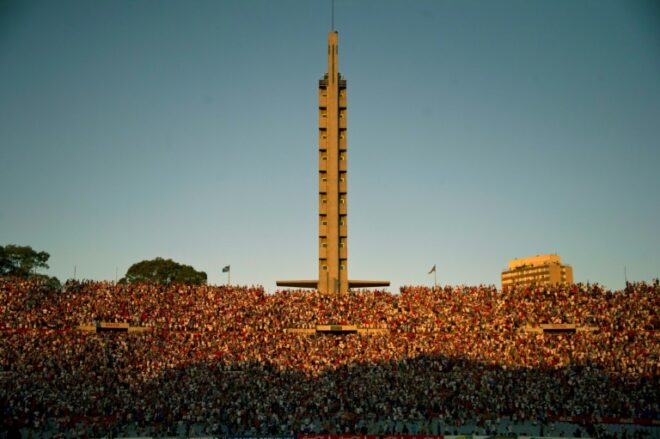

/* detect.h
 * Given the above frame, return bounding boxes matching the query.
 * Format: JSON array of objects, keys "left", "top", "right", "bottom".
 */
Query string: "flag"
[
  {"left": 428, "top": 265, "right": 436, "bottom": 274},
  {"left": 222, "top": 265, "right": 230, "bottom": 273}
]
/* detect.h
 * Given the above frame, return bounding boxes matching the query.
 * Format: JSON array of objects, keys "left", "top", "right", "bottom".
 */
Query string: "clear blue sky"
[{"left": 1, "top": 0, "right": 658, "bottom": 291}]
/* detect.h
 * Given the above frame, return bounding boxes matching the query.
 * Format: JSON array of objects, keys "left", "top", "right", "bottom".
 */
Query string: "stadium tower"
[{"left": 277, "top": 32, "right": 389, "bottom": 296}]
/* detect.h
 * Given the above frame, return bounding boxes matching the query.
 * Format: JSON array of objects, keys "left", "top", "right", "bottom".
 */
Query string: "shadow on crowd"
[{"left": 1, "top": 330, "right": 658, "bottom": 438}]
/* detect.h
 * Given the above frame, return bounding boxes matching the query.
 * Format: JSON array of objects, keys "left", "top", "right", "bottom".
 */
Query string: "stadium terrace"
[{"left": 0, "top": 278, "right": 658, "bottom": 437}]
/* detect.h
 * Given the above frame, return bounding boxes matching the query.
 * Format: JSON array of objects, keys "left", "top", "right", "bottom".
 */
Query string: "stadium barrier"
[
  {"left": 285, "top": 328, "right": 317, "bottom": 334},
  {"left": 520, "top": 324, "right": 598, "bottom": 334},
  {"left": 285, "top": 326, "right": 389, "bottom": 335},
  {"left": 98, "top": 322, "right": 130, "bottom": 331},
  {"left": 316, "top": 325, "right": 359, "bottom": 333},
  {"left": 77, "top": 322, "right": 152, "bottom": 333}
]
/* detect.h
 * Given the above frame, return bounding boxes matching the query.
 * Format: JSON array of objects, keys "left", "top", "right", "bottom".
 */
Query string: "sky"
[{"left": 1, "top": 0, "right": 659, "bottom": 292}]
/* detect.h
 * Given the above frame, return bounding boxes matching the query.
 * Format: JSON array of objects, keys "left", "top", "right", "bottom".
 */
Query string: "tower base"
[{"left": 276, "top": 279, "right": 390, "bottom": 293}]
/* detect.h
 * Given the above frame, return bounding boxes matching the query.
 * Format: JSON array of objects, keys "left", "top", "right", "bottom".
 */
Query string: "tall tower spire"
[
  {"left": 277, "top": 32, "right": 389, "bottom": 296},
  {"left": 318, "top": 31, "right": 346, "bottom": 295}
]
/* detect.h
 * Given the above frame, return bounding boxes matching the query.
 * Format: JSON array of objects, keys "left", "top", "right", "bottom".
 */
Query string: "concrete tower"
[{"left": 277, "top": 32, "right": 389, "bottom": 296}]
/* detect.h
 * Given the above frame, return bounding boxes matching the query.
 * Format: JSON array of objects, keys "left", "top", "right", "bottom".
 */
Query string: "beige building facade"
[
  {"left": 277, "top": 32, "right": 388, "bottom": 295},
  {"left": 501, "top": 254, "right": 574, "bottom": 289}
]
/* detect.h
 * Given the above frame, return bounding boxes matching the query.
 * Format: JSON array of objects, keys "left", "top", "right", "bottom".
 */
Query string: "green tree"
[
  {"left": 0, "top": 244, "right": 50, "bottom": 277},
  {"left": 121, "top": 257, "right": 207, "bottom": 285}
]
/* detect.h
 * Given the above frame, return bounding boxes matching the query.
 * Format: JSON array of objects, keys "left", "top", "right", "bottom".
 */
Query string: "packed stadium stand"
[{"left": 1, "top": 278, "right": 658, "bottom": 438}]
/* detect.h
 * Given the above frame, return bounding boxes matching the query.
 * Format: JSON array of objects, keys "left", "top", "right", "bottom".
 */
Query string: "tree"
[
  {"left": 0, "top": 244, "right": 50, "bottom": 277},
  {"left": 121, "top": 257, "right": 207, "bottom": 285}
]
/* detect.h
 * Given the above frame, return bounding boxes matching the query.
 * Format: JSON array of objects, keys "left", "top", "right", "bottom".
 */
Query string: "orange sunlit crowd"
[{"left": 0, "top": 278, "right": 658, "bottom": 437}]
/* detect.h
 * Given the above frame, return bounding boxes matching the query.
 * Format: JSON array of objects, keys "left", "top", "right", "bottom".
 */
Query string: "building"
[
  {"left": 277, "top": 32, "right": 388, "bottom": 295},
  {"left": 501, "top": 254, "right": 574, "bottom": 289}
]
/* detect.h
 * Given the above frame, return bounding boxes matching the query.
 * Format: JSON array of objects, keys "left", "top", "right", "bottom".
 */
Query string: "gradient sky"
[{"left": 1, "top": 0, "right": 659, "bottom": 291}]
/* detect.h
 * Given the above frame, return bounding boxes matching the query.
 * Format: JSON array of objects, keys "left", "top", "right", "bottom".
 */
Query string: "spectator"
[{"left": 0, "top": 277, "right": 657, "bottom": 436}]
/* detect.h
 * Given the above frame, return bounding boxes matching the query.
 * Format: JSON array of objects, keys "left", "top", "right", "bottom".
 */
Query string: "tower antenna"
[{"left": 331, "top": 0, "right": 335, "bottom": 31}]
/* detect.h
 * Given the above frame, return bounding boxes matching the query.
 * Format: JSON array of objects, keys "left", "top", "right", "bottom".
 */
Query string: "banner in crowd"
[
  {"left": 383, "top": 436, "right": 445, "bottom": 439},
  {"left": 299, "top": 435, "right": 444, "bottom": 439},
  {"left": 166, "top": 437, "right": 294, "bottom": 439},
  {"left": 551, "top": 416, "right": 660, "bottom": 426},
  {"left": 145, "top": 437, "right": 295, "bottom": 439},
  {"left": 227, "top": 436, "right": 295, "bottom": 439},
  {"left": 298, "top": 435, "right": 378, "bottom": 439}
]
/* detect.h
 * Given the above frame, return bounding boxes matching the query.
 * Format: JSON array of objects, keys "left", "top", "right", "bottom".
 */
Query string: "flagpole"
[
  {"left": 222, "top": 266, "right": 231, "bottom": 286},
  {"left": 428, "top": 265, "right": 437, "bottom": 291}
]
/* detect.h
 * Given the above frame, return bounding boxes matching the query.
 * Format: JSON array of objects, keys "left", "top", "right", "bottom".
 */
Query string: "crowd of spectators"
[{"left": 0, "top": 277, "right": 658, "bottom": 437}]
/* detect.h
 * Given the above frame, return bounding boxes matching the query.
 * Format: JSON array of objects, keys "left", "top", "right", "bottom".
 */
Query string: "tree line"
[{"left": 0, "top": 244, "right": 207, "bottom": 286}]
